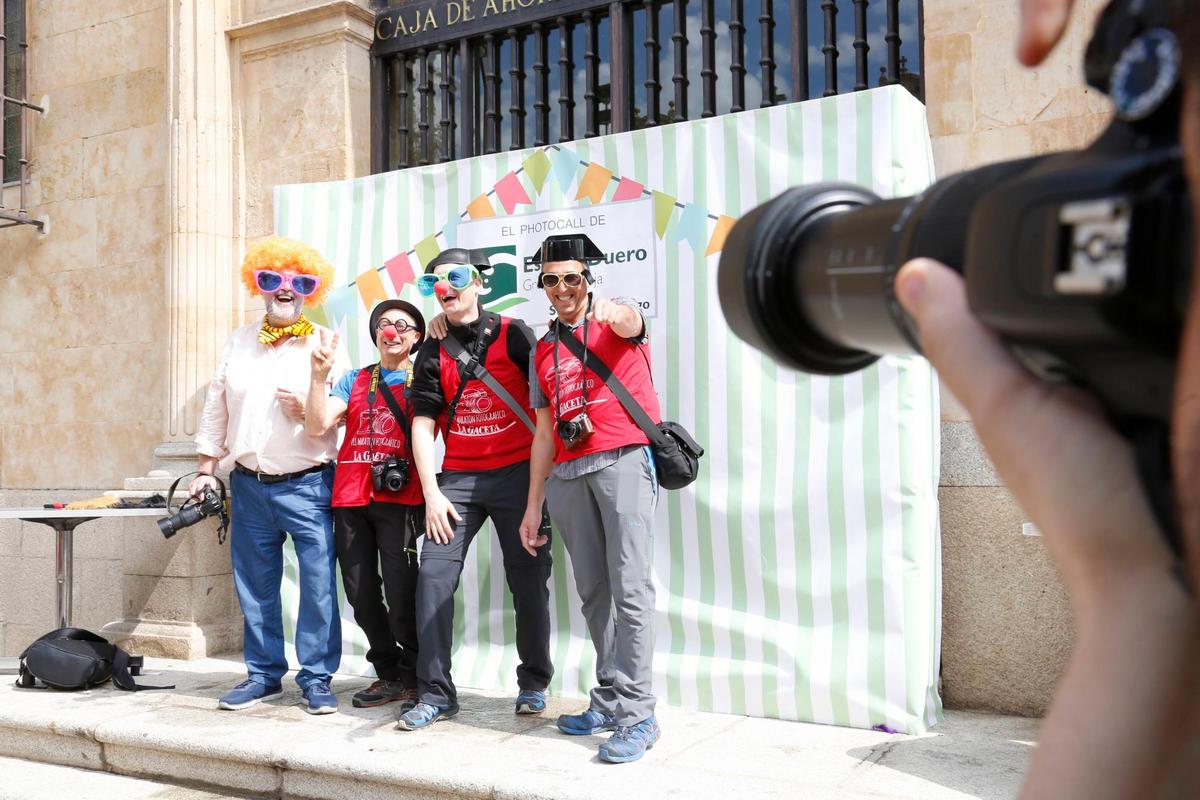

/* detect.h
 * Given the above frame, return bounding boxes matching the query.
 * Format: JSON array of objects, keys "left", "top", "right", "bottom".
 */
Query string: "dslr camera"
[
  {"left": 158, "top": 484, "right": 228, "bottom": 540},
  {"left": 371, "top": 457, "right": 410, "bottom": 493},
  {"left": 557, "top": 412, "right": 596, "bottom": 449},
  {"left": 718, "top": 0, "right": 1189, "bottom": 538}
]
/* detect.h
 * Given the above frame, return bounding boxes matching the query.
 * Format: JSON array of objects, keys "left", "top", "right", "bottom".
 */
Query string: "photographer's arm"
[
  {"left": 520, "top": 408, "right": 556, "bottom": 557},
  {"left": 896, "top": 258, "right": 1199, "bottom": 800}
]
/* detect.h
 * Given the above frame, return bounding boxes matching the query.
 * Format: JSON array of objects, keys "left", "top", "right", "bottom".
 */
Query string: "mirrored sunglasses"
[
  {"left": 254, "top": 269, "right": 321, "bottom": 297},
  {"left": 416, "top": 265, "right": 479, "bottom": 296}
]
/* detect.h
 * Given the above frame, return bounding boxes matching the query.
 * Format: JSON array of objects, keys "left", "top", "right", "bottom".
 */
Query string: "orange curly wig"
[{"left": 240, "top": 236, "right": 335, "bottom": 307}]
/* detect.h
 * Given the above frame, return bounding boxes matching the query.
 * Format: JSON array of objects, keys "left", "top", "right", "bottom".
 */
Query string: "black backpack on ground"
[{"left": 15, "top": 627, "right": 173, "bottom": 692}]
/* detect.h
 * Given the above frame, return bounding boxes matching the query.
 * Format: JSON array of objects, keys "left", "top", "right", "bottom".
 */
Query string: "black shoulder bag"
[
  {"left": 557, "top": 330, "right": 704, "bottom": 490},
  {"left": 16, "top": 627, "right": 174, "bottom": 692}
]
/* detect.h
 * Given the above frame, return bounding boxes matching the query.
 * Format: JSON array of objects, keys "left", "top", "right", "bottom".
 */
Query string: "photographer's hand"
[
  {"left": 275, "top": 388, "right": 306, "bottom": 422},
  {"left": 188, "top": 457, "right": 220, "bottom": 498},
  {"left": 424, "top": 489, "right": 461, "bottom": 545},
  {"left": 1018, "top": 0, "right": 1075, "bottom": 66},
  {"left": 895, "top": 258, "right": 1198, "bottom": 799}
]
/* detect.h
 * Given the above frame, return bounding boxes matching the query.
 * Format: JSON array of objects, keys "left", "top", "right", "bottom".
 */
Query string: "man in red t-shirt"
[
  {"left": 398, "top": 248, "right": 553, "bottom": 730},
  {"left": 520, "top": 234, "right": 662, "bottom": 763},
  {"left": 307, "top": 300, "right": 426, "bottom": 711}
]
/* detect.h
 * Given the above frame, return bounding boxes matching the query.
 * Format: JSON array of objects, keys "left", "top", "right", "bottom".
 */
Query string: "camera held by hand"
[{"left": 158, "top": 474, "right": 230, "bottom": 542}]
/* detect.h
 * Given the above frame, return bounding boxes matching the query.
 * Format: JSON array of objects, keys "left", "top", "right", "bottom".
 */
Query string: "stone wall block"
[
  {"left": 31, "top": 139, "right": 85, "bottom": 204},
  {"left": 4, "top": 556, "right": 55, "bottom": 637},
  {"left": 0, "top": 356, "right": 13, "bottom": 429},
  {"left": 31, "top": 0, "right": 165, "bottom": 39},
  {"left": 8, "top": 347, "right": 160, "bottom": 427},
  {"left": 1, "top": 421, "right": 161, "bottom": 489},
  {"left": 923, "top": 34, "right": 974, "bottom": 137},
  {"left": 122, "top": 516, "right": 198, "bottom": 579},
  {"left": 190, "top": 573, "right": 238, "bottom": 625},
  {"left": 32, "top": 7, "right": 167, "bottom": 92},
  {"left": 97, "top": 185, "right": 168, "bottom": 268},
  {"left": 940, "top": 486, "right": 1073, "bottom": 716},
  {"left": 82, "top": 123, "right": 167, "bottom": 197},
  {"left": 17, "top": 196, "right": 98, "bottom": 277},
  {"left": 33, "top": 69, "right": 165, "bottom": 147},
  {"left": 72, "top": 557, "right": 126, "bottom": 631},
  {"left": 49, "top": 263, "right": 162, "bottom": 346},
  {"left": 122, "top": 574, "right": 197, "bottom": 622}
]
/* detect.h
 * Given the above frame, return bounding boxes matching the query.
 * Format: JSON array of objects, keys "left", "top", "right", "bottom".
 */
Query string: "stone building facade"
[{"left": 0, "top": 0, "right": 1116, "bottom": 716}]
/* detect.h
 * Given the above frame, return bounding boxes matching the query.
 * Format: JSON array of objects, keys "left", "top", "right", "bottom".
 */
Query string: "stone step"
[
  {"left": 0, "top": 654, "right": 1037, "bottom": 800},
  {"left": 0, "top": 755, "right": 244, "bottom": 800}
]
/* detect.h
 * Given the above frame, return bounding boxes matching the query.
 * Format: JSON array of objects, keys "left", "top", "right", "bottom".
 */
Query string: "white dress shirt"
[{"left": 195, "top": 323, "right": 349, "bottom": 474}]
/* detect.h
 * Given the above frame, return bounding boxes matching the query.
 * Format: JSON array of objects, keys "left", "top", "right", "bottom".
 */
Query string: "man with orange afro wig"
[{"left": 192, "top": 235, "right": 348, "bottom": 716}]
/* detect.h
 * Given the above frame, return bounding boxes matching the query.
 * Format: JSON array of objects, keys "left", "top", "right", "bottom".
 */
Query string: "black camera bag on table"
[
  {"left": 15, "top": 627, "right": 173, "bottom": 692},
  {"left": 557, "top": 331, "right": 704, "bottom": 490}
]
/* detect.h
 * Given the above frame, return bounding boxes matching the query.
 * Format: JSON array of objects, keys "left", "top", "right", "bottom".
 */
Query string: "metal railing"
[
  {"left": 371, "top": 0, "right": 923, "bottom": 172},
  {"left": 1, "top": 0, "right": 44, "bottom": 232}
]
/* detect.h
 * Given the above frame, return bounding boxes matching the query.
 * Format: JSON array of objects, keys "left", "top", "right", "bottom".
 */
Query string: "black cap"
[
  {"left": 424, "top": 247, "right": 493, "bottom": 274},
  {"left": 525, "top": 234, "right": 606, "bottom": 267},
  {"left": 368, "top": 299, "right": 426, "bottom": 344}
]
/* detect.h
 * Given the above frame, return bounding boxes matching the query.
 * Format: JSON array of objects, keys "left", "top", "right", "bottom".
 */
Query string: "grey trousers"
[{"left": 546, "top": 447, "right": 658, "bottom": 725}]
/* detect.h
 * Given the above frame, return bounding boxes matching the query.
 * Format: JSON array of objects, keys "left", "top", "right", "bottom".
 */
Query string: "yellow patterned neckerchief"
[{"left": 259, "top": 314, "right": 315, "bottom": 345}]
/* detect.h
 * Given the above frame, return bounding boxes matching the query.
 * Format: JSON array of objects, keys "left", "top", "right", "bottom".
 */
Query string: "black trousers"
[
  {"left": 334, "top": 501, "right": 420, "bottom": 686},
  {"left": 415, "top": 460, "right": 554, "bottom": 708}
]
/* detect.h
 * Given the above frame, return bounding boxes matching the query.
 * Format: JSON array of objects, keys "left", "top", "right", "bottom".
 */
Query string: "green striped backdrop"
[{"left": 276, "top": 84, "right": 942, "bottom": 733}]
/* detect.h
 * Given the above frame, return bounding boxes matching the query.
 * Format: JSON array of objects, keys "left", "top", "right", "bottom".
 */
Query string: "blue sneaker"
[
  {"left": 395, "top": 701, "right": 459, "bottom": 731},
  {"left": 514, "top": 688, "right": 546, "bottom": 714},
  {"left": 598, "top": 716, "right": 661, "bottom": 763},
  {"left": 302, "top": 681, "right": 338, "bottom": 715},
  {"left": 556, "top": 707, "right": 616, "bottom": 735},
  {"left": 217, "top": 679, "right": 282, "bottom": 710}
]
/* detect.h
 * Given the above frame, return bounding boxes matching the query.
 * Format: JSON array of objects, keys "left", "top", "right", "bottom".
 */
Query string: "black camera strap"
[
  {"left": 442, "top": 312, "right": 535, "bottom": 435},
  {"left": 556, "top": 332, "right": 666, "bottom": 447},
  {"left": 552, "top": 314, "right": 590, "bottom": 426},
  {"left": 367, "top": 363, "right": 414, "bottom": 461}
]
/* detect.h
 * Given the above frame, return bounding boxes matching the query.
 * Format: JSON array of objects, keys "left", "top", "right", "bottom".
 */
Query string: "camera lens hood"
[{"left": 718, "top": 184, "right": 882, "bottom": 374}]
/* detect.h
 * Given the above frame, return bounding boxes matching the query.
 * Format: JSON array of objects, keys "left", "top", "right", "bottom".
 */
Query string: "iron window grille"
[
  {"left": 2, "top": 0, "right": 43, "bottom": 231},
  {"left": 370, "top": 0, "right": 923, "bottom": 172}
]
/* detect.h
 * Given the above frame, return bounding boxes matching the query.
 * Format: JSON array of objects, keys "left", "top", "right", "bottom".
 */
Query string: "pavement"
[{"left": 0, "top": 655, "right": 1039, "bottom": 799}]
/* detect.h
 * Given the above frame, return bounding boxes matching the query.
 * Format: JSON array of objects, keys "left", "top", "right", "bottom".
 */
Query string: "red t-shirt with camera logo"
[
  {"left": 437, "top": 316, "right": 536, "bottom": 471},
  {"left": 534, "top": 321, "right": 660, "bottom": 464},
  {"left": 332, "top": 367, "right": 423, "bottom": 507}
]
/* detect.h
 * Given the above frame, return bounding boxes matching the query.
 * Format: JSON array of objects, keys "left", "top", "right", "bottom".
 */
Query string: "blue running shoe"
[
  {"left": 514, "top": 689, "right": 546, "bottom": 715},
  {"left": 303, "top": 681, "right": 338, "bottom": 715},
  {"left": 598, "top": 716, "right": 661, "bottom": 763},
  {"left": 556, "top": 707, "right": 616, "bottom": 736},
  {"left": 396, "top": 701, "right": 459, "bottom": 731},
  {"left": 217, "top": 679, "right": 282, "bottom": 711}
]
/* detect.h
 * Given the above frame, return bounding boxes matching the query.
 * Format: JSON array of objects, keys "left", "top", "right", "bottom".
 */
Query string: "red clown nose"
[
  {"left": 382, "top": 327, "right": 398, "bottom": 341},
  {"left": 434, "top": 281, "right": 452, "bottom": 298}
]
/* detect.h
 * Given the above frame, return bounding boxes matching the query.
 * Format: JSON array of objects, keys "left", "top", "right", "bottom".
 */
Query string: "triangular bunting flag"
[
  {"left": 652, "top": 191, "right": 677, "bottom": 238},
  {"left": 384, "top": 251, "right": 415, "bottom": 291},
  {"left": 612, "top": 177, "right": 645, "bottom": 202},
  {"left": 442, "top": 213, "right": 461, "bottom": 246},
  {"left": 551, "top": 147, "right": 580, "bottom": 192},
  {"left": 414, "top": 234, "right": 441, "bottom": 269},
  {"left": 356, "top": 268, "right": 388, "bottom": 311},
  {"left": 467, "top": 193, "right": 496, "bottom": 219},
  {"left": 575, "top": 163, "right": 614, "bottom": 204},
  {"left": 523, "top": 150, "right": 552, "bottom": 195},
  {"left": 675, "top": 203, "right": 709, "bottom": 252},
  {"left": 494, "top": 171, "right": 533, "bottom": 215},
  {"left": 323, "top": 286, "right": 361, "bottom": 366},
  {"left": 705, "top": 215, "right": 737, "bottom": 256}
]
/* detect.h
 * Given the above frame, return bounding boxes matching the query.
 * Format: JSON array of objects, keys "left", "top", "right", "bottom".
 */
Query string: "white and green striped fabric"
[{"left": 276, "top": 84, "right": 942, "bottom": 733}]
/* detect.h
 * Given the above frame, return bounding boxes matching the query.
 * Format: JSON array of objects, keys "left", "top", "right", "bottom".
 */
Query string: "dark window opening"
[{"left": 372, "top": 0, "right": 923, "bottom": 172}]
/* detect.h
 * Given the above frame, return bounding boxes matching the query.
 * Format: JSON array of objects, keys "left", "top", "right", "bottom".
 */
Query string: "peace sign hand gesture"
[{"left": 311, "top": 328, "right": 340, "bottom": 379}]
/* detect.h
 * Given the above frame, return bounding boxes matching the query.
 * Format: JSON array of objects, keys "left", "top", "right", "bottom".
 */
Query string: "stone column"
[
  {"left": 105, "top": 0, "right": 376, "bottom": 660},
  {"left": 103, "top": 0, "right": 242, "bottom": 659}
]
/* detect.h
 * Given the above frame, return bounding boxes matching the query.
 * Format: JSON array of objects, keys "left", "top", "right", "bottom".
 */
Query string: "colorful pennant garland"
[{"left": 319, "top": 143, "right": 735, "bottom": 316}]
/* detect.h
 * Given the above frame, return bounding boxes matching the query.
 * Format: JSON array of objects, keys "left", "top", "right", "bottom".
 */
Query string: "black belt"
[{"left": 234, "top": 462, "right": 329, "bottom": 485}]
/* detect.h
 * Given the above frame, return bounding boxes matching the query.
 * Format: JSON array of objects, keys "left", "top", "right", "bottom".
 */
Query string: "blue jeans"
[{"left": 230, "top": 466, "right": 341, "bottom": 689}]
